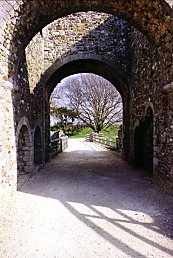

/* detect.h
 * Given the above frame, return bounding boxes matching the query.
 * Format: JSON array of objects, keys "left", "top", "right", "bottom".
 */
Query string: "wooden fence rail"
[
  {"left": 85, "top": 134, "right": 117, "bottom": 150},
  {"left": 50, "top": 136, "right": 68, "bottom": 159}
]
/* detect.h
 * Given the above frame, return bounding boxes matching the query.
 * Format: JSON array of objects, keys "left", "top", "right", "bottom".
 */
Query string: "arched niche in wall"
[
  {"left": 34, "top": 126, "right": 43, "bottom": 165},
  {"left": 17, "top": 125, "right": 32, "bottom": 174}
]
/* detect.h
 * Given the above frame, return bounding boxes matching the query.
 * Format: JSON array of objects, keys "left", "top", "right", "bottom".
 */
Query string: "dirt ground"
[{"left": 1, "top": 138, "right": 173, "bottom": 258}]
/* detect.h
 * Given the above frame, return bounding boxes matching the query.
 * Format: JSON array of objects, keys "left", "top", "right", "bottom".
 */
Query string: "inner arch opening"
[
  {"left": 50, "top": 73, "right": 123, "bottom": 140},
  {"left": 44, "top": 57, "right": 130, "bottom": 161}
]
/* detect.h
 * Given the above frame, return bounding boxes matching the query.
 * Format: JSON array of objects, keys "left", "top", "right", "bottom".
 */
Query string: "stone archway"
[
  {"left": 43, "top": 56, "right": 130, "bottom": 161},
  {"left": 134, "top": 107, "right": 154, "bottom": 174},
  {"left": 44, "top": 55, "right": 128, "bottom": 98},
  {"left": 34, "top": 126, "right": 43, "bottom": 165},
  {"left": 0, "top": 0, "right": 172, "bottom": 194},
  {"left": 0, "top": 0, "right": 171, "bottom": 83}
]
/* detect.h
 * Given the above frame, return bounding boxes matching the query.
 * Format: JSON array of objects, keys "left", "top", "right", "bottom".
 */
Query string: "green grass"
[
  {"left": 69, "top": 127, "right": 93, "bottom": 139},
  {"left": 101, "top": 126, "right": 119, "bottom": 138},
  {"left": 68, "top": 126, "right": 120, "bottom": 139}
]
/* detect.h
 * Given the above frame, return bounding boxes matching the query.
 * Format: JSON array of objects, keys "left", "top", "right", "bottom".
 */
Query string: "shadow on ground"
[{"left": 17, "top": 140, "right": 173, "bottom": 257}]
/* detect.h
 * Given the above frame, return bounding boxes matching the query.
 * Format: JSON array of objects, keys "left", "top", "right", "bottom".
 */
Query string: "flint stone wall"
[
  {"left": 130, "top": 28, "right": 173, "bottom": 193},
  {"left": 43, "top": 12, "right": 131, "bottom": 74}
]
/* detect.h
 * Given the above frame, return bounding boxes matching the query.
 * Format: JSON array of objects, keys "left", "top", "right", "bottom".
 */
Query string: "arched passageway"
[
  {"left": 17, "top": 125, "right": 32, "bottom": 175},
  {"left": 0, "top": 0, "right": 172, "bottom": 195},
  {"left": 44, "top": 57, "right": 130, "bottom": 161},
  {"left": 134, "top": 107, "right": 153, "bottom": 175},
  {"left": 34, "top": 126, "right": 43, "bottom": 165}
]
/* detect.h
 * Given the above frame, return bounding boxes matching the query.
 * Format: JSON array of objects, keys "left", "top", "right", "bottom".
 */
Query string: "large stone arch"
[
  {"left": 12, "top": 11, "right": 131, "bottom": 138},
  {"left": 0, "top": 0, "right": 172, "bottom": 81},
  {"left": 41, "top": 55, "right": 130, "bottom": 161},
  {"left": 0, "top": 0, "right": 172, "bottom": 195},
  {"left": 44, "top": 54, "right": 129, "bottom": 98}
]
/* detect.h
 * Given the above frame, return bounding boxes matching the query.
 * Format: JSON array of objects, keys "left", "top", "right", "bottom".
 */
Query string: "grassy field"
[{"left": 69, "top": 126, "right": 120, "bottom": 139}]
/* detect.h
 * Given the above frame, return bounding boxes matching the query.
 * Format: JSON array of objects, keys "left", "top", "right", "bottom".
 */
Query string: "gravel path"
[{"left": 1, "top": 138, "right": 173, "bottom": 258}]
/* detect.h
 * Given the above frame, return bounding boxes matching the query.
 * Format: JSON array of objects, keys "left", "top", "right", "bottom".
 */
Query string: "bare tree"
[{"left": 60, "top": 73, "right": 122, "bottom": 133}]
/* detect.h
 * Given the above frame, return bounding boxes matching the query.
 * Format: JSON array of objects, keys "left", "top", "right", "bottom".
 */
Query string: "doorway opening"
[
  {"left": 34, "top": 126, "right": 43, "bottom": 165},
  {"left": 17, "top": 125, "right": 32, "bottom": 175},
  {"left": 134, "top": 107, "right": 153, "bottom": 175}
]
